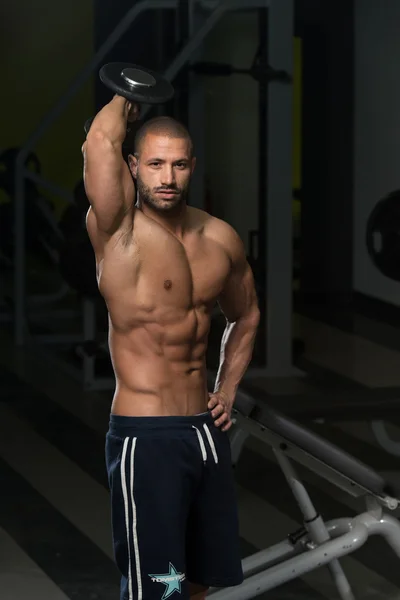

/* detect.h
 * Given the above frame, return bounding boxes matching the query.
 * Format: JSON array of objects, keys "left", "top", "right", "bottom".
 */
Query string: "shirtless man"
[{"left": 82, "top": 96, "right": 260, "bottom": 600}]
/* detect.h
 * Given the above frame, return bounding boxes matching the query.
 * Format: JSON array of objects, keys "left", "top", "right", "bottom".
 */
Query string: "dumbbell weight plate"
[{"left": 99, "top": 62, "right": 174, "bottom": 105}]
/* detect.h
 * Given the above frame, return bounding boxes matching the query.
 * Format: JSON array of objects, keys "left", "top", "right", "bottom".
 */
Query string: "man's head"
[{"left": 128, "top": 116, "right": 195, "bottom": 213}]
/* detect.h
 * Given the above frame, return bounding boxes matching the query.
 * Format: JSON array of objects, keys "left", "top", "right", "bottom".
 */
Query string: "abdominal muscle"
[{"left": 108, "top": 308, "right": 211, "bottom": 417}]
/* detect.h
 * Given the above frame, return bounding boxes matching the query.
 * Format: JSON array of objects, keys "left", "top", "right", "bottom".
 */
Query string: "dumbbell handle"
[{"left": 191, "top": 60, "right": 291, "bottom": 83}]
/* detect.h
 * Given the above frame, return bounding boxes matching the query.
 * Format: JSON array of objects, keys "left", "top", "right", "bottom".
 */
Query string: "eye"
[{"left": 175, "top": 162, "right": 187, "bottom": 169}]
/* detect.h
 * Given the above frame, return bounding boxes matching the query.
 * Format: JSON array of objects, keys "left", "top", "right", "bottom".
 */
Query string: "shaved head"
[
  {"left": 133, "top": 116, "right": 193, "bottom": 158},
  {"left": 128, "top": 116, "right": 196, "bottom": 215}
]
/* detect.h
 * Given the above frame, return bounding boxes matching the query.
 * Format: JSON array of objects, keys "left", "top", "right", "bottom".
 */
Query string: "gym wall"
[
  {"left": 1, "top": 0, "right": 94, "bottom": 215},
  {"left": 201, "top": 11, "right": 302, "bottom": 254},
  {"left": 353, "top": 0, "right": 400, "bottom": 305},
  {"left": 201, "top": 11, "right": 259, "bottom": 249}
]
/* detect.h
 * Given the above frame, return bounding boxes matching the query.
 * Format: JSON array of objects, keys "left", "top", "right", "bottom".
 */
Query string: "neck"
[{"left": 138, "top": 196, "right": 188, "bottom": 238}]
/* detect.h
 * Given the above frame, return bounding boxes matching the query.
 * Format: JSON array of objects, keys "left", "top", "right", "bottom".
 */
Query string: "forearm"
[
  {"left": 87, "top": 96, "right": 130, "bottom": 146},
  {"left": 214, "top": 311, "right": 260, "bottom": 400}
]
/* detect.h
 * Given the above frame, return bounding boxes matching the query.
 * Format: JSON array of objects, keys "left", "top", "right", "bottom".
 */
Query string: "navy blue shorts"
[{"left": 105, "top": 411, "right": 243, "bottom": 600}]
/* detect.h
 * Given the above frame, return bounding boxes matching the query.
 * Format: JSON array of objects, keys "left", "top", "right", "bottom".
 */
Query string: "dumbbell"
[{"left": 84, "top": 63, "right": 175, "bottom": 135}]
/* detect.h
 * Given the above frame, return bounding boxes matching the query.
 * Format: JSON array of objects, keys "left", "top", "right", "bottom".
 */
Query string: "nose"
[{"left": 160, "top": 165, "right": 175, "bottom": 186}]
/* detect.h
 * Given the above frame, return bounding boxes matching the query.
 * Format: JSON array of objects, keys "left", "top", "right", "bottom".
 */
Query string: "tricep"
[{"left": 83, "top": 131, "right": 135, "bottom": 236}]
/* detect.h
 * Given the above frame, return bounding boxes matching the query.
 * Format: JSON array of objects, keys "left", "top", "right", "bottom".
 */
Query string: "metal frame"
[
  {"left": 371, "top": 420, "right": 400, "bottom": 458},
  {"left": 208, "top": 406, "right": 400, "bottom": 599},
  {"left": 186, "top": 0, "right": 207, "bottom": 210},
  {"left": 80, "top": 298, "right": 113, "bottom": 391},
  {"left": 264, "top": 0, "right": 296, "bottom": 377},
  {"left": 140, "top": 0, "right": 270, "bottom": 123},
  {"left": 229, "top": 407, "right": 399, "bottom": 510},
  {"left": 23, "top": 296, "right": 112, "bottom": 392},
  {"left": 240, "top": 0, "right": 300, "bottom": 379}
]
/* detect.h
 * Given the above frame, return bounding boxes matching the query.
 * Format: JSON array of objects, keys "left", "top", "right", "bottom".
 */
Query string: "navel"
[{"left": 164, "top": 279, "right": 172, "bottom": 290}]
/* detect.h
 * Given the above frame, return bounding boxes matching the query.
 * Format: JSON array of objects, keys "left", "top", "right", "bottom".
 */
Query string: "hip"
[{"left": 111, "top": 377, "right": 209, "bottom": 417}]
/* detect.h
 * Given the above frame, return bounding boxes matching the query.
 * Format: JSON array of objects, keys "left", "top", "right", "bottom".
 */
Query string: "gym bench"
[
  {"left": 239, "top": 380, "right": 400, "bottom": 460},
  {"left": 208, "top": 391, "right": 400, "bottom": 600}
]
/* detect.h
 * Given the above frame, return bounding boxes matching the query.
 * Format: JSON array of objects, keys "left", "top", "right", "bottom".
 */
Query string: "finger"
[
  {"left": 208, "top": 396, "right": 219, "bottom": 409},
  {"left": 221, "top": 419, "right": 233, "bottom": 432},
  {"left": 214, "top": 412, "right": 229, "bottom": 428},
  {"left": 127, "top": 103, "right": 140, "bottom": 122},
  {"left": 132, "top": 103, "right": 141, "bottom": 117},
  {"left": 211, "top": 404, "right": 225, "bottom": 419}
]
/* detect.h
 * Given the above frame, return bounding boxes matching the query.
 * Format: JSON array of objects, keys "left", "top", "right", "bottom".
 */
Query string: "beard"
[{"left": 136, "top": 173, "right": 189, "bottom": 212}]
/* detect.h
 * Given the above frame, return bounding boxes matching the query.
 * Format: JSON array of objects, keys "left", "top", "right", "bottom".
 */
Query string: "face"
[{"left": 129, "top": 133, "right": 196, "bottom": 213}]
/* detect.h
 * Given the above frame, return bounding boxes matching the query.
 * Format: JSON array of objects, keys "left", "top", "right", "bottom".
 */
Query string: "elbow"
[
  {"left": 233, "top": 306, "right": 260, "bottom": 330},
  {"left": 86, "top": 123, "right": 125, "bottom": 150},
  {"left": 85, "top": 130, "right": 122, "bottom": 157},
  {"left": 86, "top": 129, "right": 111, "bottom": 147}
]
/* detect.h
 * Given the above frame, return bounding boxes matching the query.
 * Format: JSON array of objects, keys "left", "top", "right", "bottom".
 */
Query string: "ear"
[
  {"left": 191, "top": 156, "right": 197, "bottom": 175},
  {"left": 128, "top": 154, "right": 138, "bottom": 178}
]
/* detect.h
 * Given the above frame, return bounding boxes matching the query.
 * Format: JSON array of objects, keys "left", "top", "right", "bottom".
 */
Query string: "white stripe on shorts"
[
  {"left": 192, "top": 426, "right": 208, "bottom": 462},
  {"left": 121, "top": 437, "right": 142, "bottom": 600},
  {"left": 203, "top": 423, "right": 219, "bottom": 464}
]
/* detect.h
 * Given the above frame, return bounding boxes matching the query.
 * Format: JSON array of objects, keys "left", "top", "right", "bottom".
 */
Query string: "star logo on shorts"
[{"left": 149, "top": 562, "right": 186, "bottom": 599}]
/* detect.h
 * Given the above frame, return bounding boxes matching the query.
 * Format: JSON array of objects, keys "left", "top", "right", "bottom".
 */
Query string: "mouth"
[{"left": 155, "top": 190, "right": 179, "bottom": 199}]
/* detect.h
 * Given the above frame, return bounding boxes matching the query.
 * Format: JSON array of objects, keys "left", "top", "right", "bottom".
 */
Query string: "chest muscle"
[{"left": 100, "top": 227, "right": 229, "bottom": 311}]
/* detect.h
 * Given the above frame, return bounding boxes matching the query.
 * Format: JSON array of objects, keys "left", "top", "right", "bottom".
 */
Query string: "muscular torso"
[{"left": 88, "top": 207, "right": 231, "bottom": 417}]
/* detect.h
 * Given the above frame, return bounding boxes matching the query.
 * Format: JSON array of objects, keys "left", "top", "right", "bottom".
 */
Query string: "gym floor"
[{"left": 1, "top": 309, "right": 400, "bottom": 600}]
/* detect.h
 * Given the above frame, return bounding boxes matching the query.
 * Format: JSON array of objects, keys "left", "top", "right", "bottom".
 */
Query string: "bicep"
[{"left": 82, "top": 132, "right": 134, "bottom": 235}]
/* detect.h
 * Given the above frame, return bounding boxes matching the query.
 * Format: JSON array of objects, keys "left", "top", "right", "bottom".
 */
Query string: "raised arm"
[
  {"left": 208, "top": 221, "right": 260, "bottom": 430},
  {"left": 82, "top": 96, "right": 137, "bottom": 236}
]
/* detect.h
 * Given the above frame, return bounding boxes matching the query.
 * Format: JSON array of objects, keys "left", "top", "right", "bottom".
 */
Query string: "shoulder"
[{"left": 192, "top": 209, "right": 245, "bottom": 263}]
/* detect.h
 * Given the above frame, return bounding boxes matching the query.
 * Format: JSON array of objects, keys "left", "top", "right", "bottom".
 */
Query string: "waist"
[
  {"left": 112, "top": 352, "right": 209, "bottom": 414},
  {"left": 108, "top": 410, "right": 214, "bottom": 437}
]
